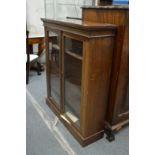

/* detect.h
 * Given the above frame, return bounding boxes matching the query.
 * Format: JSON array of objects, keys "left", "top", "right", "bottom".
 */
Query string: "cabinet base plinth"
[{"left": 46, "top": 97, "right": 104, "bottom": 146}]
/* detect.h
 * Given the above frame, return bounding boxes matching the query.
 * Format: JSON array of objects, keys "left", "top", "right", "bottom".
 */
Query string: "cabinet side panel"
[
  {"left": 112, "top": 19, "right": 129, "bottom": 123},
  {"left": 82, "top": 36, "right": 114, "bottom": 137}
]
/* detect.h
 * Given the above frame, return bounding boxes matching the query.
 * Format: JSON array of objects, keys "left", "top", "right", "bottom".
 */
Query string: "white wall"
[
  {"left": 26, "top": 0, "right": 45, "bottom": 38},
  {"left": 45, "top": 0, "right": 93, "bottom": 19}
]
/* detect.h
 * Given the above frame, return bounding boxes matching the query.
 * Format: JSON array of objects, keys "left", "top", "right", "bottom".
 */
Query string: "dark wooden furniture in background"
[
  {"left": 92, "top": 0, "right": 112, "bottom": 6},
  {"left": 26, "top": 31, "right": 41, "bottom": 84},
  {"left": 28, "top": 37, "right": 45, "bottom": 56},
  {"left": 42, "top": 18, "right": 117, "bottom": 146},
  {"left": 27, "top": 37, "right": 45, "bottom": 71},
  {"left": 82, "top": 5, "right": 129, "bottom": 141},
  {"left": 100, "top": 0, "right": 112, "bottom": 5}
]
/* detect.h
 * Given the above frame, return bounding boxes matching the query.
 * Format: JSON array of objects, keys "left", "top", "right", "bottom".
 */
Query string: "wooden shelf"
[
  {"left": 65, "top": 50, "right": 83, "bottom": 60},
  {"left": 52, "top": 45, "right": 83, "bottom": 60}
]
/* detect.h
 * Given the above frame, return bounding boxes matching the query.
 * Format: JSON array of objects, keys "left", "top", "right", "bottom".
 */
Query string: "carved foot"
[{"left": 105, "top": 129, "right": 115, "bottom": 142}]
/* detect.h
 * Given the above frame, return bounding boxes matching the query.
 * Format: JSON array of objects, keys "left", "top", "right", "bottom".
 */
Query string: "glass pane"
[
  {"left": 64, "top": 36, "right": 83, "bottom": 127},
  {"left": 48, "top": 31, "right": 61, "bottom": 108},
  {"left": 65, "top": 37, "right": 83, "bottom": 57}
]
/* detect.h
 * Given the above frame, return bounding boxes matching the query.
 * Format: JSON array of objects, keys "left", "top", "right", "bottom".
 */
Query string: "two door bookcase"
[{"left": 42, "top": 18, "right": 116, "bottom": 146}]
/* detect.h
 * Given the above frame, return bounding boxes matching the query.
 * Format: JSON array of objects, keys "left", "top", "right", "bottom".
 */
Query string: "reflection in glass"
[
  {"left": 64, "top": 37, "right": 83, "bottom": 127},
  {"left": 48, "top": 31, "right": 61, "bottom": 108}
]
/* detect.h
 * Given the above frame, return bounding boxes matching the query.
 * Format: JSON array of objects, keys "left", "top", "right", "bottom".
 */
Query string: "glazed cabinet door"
[
  {"left": 46, "top": 30, "right": 62, "bottom": 109},
  {"left": 62, "top": 33, "right": 83, "bottom": 128}
]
